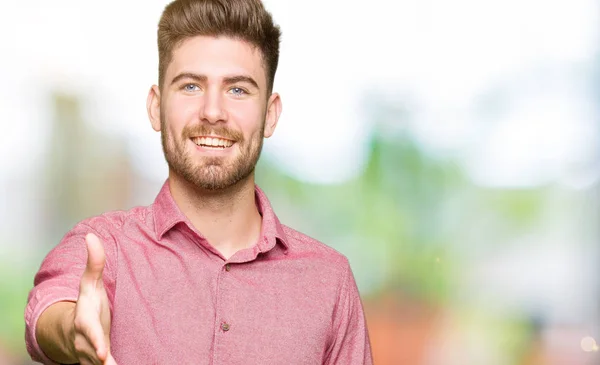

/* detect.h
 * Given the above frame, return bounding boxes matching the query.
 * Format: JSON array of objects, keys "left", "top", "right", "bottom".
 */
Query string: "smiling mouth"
[{"left": 191, "top": 136, "right": 234, "bottom": 149}]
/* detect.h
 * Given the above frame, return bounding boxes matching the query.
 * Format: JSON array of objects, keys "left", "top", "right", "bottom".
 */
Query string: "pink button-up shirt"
[{"left": 25, "top": 182, "right": 373, "bottom": 364}]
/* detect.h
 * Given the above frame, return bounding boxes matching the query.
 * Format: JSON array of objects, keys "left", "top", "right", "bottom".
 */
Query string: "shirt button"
[
  {"left": 221, "top": 322, "right": 230, "bottom": 332},
  {"left": 225, "top": 264, "right": 231, "bottom": 272}
]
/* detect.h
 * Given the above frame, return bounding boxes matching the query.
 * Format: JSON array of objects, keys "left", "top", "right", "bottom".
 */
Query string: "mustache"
[{"left": 182, "top": 124, "right": 244, "bottom": 142}]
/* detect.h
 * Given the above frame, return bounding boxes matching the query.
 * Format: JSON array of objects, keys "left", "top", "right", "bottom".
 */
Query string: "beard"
[{"left": 161, "top": 114, "right": 265, "bottom": 191}]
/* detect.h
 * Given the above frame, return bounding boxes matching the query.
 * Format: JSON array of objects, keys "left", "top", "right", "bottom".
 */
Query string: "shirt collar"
[{"left": 152, "top": 180, "right": 289, "bottom": 252}]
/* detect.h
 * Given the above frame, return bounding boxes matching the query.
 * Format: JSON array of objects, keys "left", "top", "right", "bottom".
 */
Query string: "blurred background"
[{"left": 1, "top": 0, "right": 599, "bottom": 364}]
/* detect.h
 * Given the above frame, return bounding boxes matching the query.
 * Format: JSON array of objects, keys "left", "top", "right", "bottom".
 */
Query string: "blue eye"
[
  {"left": 183, "top": 84, "right": 199, "bottom": 92},
  {"left": 230, "top": 87, "right": 246, "bottom": 96}
]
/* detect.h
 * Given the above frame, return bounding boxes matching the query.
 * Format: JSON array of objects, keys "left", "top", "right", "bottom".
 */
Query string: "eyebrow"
[
  {"left": 223, "top": 75, "right": 259, "bottom": 90},
  {"left": 170, "top": 73, "right": 259, "bottom": 90},
  {"left": 170, "top": 73, "right": 207, "bottom": 86}
]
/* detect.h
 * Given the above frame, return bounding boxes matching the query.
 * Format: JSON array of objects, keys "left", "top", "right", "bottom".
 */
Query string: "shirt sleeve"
[
  {"left": 24, "top": 220, "right": 117, "bottom": 364},
  {"left": 324, "top": 260, "right": 373, "bottom": 365}
]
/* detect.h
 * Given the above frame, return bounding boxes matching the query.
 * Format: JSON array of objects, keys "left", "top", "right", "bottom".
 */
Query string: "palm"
[{"left": 76, "top": 278, "right": 111, "bottom": 341}]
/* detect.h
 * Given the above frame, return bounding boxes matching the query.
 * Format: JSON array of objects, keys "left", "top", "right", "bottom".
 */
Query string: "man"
[{"left": 25, "top": 0, "right": 373, "bottom": 364}]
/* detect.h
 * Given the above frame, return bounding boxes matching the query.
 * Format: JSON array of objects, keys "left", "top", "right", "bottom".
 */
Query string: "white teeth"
[{"left": 192, "top": 137, "right": 233, "bottom": 148}]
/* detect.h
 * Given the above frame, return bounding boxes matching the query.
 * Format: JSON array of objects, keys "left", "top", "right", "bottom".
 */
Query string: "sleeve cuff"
[{"left": 25, "top": 288, "right": 78, "bottom": 364}]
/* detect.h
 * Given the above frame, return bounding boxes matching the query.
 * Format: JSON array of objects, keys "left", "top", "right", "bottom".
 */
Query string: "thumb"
[{"left": 82, "top": 233, "right": 106, "bottom": 284}]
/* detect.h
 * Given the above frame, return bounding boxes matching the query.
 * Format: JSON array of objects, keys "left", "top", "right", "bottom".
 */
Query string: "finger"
[
  {"left": 82, "top": 315, "right": 108, "bottom": 361},
  {"left": 82, "top": 233, "right": 106, "bottom": 286},
  {"left": 104, "top": 352, "right": 119, "bottom": 365}
]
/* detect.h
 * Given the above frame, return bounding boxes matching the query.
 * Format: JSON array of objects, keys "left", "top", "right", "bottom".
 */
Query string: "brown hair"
[{"left": 157, "top": 0, "right": 281, "bottom": 93}]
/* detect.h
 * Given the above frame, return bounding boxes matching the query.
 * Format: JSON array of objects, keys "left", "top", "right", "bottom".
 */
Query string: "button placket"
[
  {"left": 217, "top": 264, "right": 233, "bottom": 340},
  {"left": 213, "top": 259, "right": 238, "bottom": 365}
]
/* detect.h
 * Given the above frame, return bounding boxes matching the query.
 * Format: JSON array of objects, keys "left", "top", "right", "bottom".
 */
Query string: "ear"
[
  {"left": 264, "top": 93, "right": 282, "bottom": 138},
  {"left": 147, "top": 85, "right": 161, "bottom": 132}
]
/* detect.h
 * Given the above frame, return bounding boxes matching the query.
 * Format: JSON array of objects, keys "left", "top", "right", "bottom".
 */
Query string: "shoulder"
[
  {"left": 71, "top": 204, "right": 152, "bottom": 240},
  {"left": 279, "top": 225, "right": 361, "bottom": 311},
  {"left": 281, "top": 224, "right": 351, "bottom": 272}
]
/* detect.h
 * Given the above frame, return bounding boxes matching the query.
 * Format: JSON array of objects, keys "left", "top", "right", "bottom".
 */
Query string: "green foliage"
[
  {"left": 0, "top": 262, "right": 35, "bottom": 358},
  {"left": 258, "top": 132, "right": 465, "bottom": 304},
  {"left": 258, "top": 127, "right": 547, "bottom": 307}
]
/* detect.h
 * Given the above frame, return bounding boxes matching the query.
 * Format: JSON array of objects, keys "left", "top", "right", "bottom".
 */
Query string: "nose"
[{"left": 200, "top": 88, "right": 226, "bottom": 124}]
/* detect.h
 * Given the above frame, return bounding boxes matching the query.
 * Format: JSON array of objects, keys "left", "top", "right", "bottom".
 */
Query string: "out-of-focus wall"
[{"left": 1, "top": 1, "right": 599, "bottom": 364}]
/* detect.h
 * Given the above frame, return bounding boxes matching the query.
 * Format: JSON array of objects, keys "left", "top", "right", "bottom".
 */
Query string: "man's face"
[{"left": 149, "top": 36, "right": 280, "bottom": 191}]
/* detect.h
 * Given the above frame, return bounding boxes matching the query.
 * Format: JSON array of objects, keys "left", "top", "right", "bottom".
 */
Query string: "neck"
[{"left": 168, "top": 171, "right": 262, "bottom": 260}]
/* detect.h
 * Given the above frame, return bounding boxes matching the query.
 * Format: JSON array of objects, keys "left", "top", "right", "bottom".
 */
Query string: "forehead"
[{"left": 166, "top": 36, "right": 266, "bottom": 87}]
